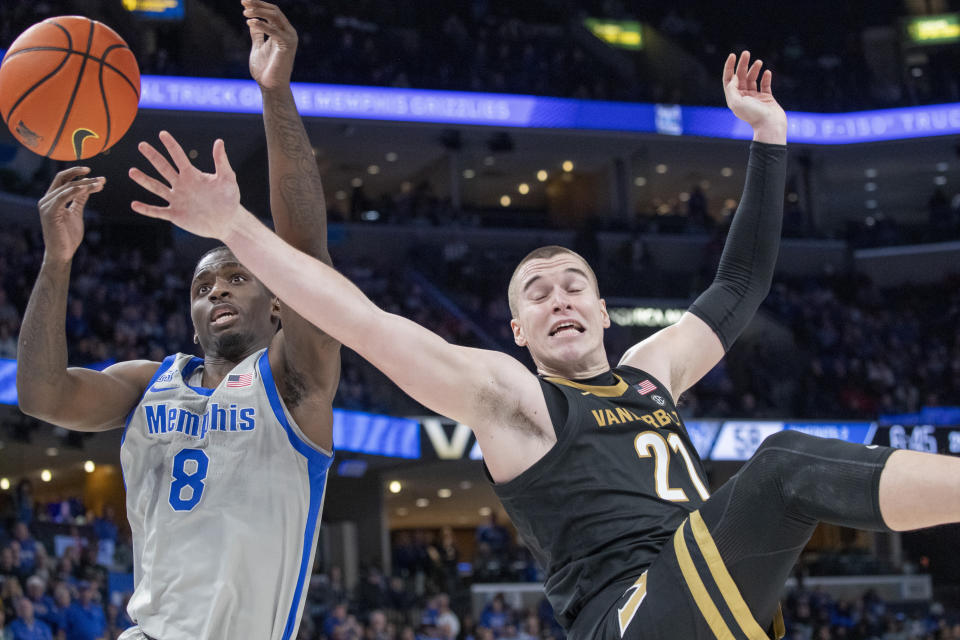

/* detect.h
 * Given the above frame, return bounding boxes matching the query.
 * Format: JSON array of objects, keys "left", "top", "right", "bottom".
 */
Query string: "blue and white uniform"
[{"left": 118, "top": 348, "right": 332, "bottom": 640}]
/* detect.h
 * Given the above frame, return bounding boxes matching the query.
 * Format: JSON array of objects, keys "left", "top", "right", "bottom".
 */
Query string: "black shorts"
[{"left": 569, "top": 510, "right": 784, "bottom": 640}]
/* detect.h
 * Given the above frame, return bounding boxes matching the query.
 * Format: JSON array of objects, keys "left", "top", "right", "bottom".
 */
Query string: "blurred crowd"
[
  {"left": 0, "top": 222, "right": 484, "bottom": 416},
  {"left": 3, "top": 494, "right": 958, "bottom": 640},
  {"left": 3, "top": 0, "right": 960, "bottom": 110},
  {"left": 2, "top": 210, "right": 960, "bottom": 422}
]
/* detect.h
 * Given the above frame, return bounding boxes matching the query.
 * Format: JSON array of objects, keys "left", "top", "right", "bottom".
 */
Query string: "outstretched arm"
[
  {"left": 129, "top": 135, "right": 548, "bottom": 479},
  {"left": 245, "top": 0, "right": 340, "bottom": 449},
  {"left": 17, "top": 168, "right": 157, "bottom": 431},
  {"left": 620, "top": 52, "right": 787, "bottom": 400}
]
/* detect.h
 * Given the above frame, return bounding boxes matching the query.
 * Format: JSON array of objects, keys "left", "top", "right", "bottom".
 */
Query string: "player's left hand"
[
  {"left": 244, "top": 0, "right": 297, "bottom": 90},
  {"left": 722, "top": 51, "right": 787, "bottom": 144},
  {"left": 129, "top": 131, "right": 247, "bottom": 240}
]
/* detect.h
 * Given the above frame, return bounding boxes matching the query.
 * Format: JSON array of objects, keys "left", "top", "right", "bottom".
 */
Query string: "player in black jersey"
[{"left": 130, "top": 51, "right": 960, "bottom": 640}]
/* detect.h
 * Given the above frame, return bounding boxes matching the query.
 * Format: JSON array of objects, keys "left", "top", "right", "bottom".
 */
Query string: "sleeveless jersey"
[
  {"left": 490, "top": 366, "right": 710, "bottom": 629},
  {"left": 120, "top": 348, "right": 332, "bottom": 640}
]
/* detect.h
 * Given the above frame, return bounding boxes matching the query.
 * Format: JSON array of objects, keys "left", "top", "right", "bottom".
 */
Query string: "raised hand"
[
  {"left": 37, "top": 167, "right": 105, "bottom": 263},
  {"left": 244, "top": 0, "right": 297, "bottom": 90},
  {"left": 722, "top": 51, "right": 787, "bottom": 144},
  {"left": 129, "top": 131, "right": 247, "bottom": 239}
]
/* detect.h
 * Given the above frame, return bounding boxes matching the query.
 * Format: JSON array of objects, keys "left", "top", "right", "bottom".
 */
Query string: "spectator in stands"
[
  {"left": 0, "top": 547, "right": 22, "bottom": 585},
  {"left": 9, "top": 597, "right": 52, "bottom": 640},
  {"left": 435, "top": 593, "right": 459, "bottom": 639},
  {"left": 21, "top": 579, "right": 51, "bottom": 632},
  {"left": 474, "top": 513, "right": 509, "bottom": 555},
  {"left": 479, "top": 593, "right": 511, "bottom": 635},
  {"left": 323, "top": 602, "right": 349, "bottom": 638},
  {"left": 40, "top": 584, "right": 70, "bottom": 637},
  {"left": 63, "top": 582, "right": 105, "bottom": 640},
  {"left": 11, "top": 527, "right": 35, "bottom": 577}
]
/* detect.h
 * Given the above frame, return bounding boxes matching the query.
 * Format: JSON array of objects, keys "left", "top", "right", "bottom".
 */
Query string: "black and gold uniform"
[
  {"left": 490, "top": 366, "right": 713, "bottom": 631},
  {"left": 487, "top": 143, "right": 897, "bottom": 638},
  {"left": 490, "top": 365, "right": 894, "bottom": 639}
]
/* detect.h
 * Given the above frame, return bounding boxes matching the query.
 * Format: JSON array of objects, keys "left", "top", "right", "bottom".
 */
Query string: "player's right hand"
[{"left": 37, "top": 167, "right": 105, "bottom": 263}]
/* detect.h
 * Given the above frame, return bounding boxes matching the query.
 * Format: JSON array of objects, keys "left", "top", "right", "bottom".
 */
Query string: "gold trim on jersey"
[
  {"left": 674, "top": 519, "right": 736, "bottom": 640},
  {"left": 673, "top": 512, "right": 785, "bottom": 640},
  {"left": 543, "top": 374, "right": 629, "bottom": 397},
  {"left": 690, "top": 511, "right": 773, "bottom": 640},
  {"left": 617, "top": 572, "right": 648, "bottom": 636}
]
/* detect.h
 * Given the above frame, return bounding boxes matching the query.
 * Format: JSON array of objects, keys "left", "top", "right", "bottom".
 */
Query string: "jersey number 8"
[{"left": 169, "top": 448, "right": 210, "bottom": 511}]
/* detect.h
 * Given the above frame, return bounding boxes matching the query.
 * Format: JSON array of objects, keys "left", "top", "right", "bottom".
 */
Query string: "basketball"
[{"left": 0, "top": 16, "right": 140, "bottom": 161}]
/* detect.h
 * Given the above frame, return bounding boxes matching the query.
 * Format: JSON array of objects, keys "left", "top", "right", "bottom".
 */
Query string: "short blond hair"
[{"left": 507, "top": 246, "right": 599, "bottom": 318}]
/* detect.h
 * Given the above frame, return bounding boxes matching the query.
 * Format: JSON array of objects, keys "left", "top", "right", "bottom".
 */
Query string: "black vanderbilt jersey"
[{"left": 488, "top": 366, "right": 711, "bottom": 629}]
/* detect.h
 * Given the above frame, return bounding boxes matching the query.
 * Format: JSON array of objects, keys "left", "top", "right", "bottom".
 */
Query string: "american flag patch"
[
  {"left": 226, "top": 373, "right": 253, "bottom": 388},
  {"left": 636, "top": 380, "right": 657, "bottom": 395}
]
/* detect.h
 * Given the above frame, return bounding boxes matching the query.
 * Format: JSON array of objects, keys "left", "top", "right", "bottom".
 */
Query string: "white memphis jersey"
[{"left": 119, "top": 348, "right": 332, "bottom": 640}]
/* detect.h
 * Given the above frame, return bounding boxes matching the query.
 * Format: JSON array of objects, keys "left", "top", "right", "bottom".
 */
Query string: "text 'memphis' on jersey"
[
  {"left": 120, "top": 349, "right": 332, "bottom": 640},
  {"left": 488, "top": 366, "right": 710, "bottom": 629}
]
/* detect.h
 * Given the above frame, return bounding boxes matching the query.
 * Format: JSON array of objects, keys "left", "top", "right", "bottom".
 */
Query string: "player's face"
[
  {"left": 511, "top": 255, "right": 610, "bottom": 373},
  {"left": 190, "top": 252, "right": 279, "bottom": 360}
]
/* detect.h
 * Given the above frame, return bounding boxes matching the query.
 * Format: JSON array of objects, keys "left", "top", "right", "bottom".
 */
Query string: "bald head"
[{"left": 507, "top": 246, "right": 599, "bottom": 317}]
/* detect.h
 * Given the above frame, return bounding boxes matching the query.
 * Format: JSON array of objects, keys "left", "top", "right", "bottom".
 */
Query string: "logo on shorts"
[
  {"left": 72, "top": 128, "right": 99, "bottom": 160},
  {"left": 651, "top": 394, "right": 666, "bottom": 406},
  {"left": 16, "top": 121, "right": 42, "bottom": 148}
]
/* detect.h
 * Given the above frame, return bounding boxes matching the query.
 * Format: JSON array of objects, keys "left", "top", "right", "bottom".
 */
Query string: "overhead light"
[
  {"left": 634, "top": 176, "right": 647, "bottom": 187},
  {"left": 188, "top": 149, "right": 198, "bottom": 159},
  {"left": 562, "top": 160, "right": 574, "bottom": 172},
  {"left": 866, "top": 200, "right": 878, "bottom": 209},
  {"left": 463, "top": 169, "right": 476, "bottom": 179},
  {"left": 678, "top": 192, "right": 690, "bottom": 202},
  {"left": 936, "top": 162, "right": 949, "bottom": 172},
  {"left": 483, "top": 156, "right": 495, "bottom": 166},
  {"left": 367, "top": 165, "right": 380, "bottom": 175},
  {"left": 361, "top": 210, "right": 380, "bottom": 222},
  {"left": 478, "top": 507, "right": 492, "bottom": 516},
  {"left": 537, "top": 170, "right": 548, "bottom": 182},
  {"left": 415, "top": 498, "right": 430, "bottom": 508},
  {"left": 500, "top": 195, "right": 512, "bottom": 207},
  {"left": 518, "top": 183, "right": 530, "bottom": 195},
  {"left": 41, "top": 470, "right": 52, "bottom": 482},
  {"left": 334, "top": 190, "right": 347, "bottom": 201},
  {"left": 350, "top": 177, "right": 363, "bottom": 188},
  {"left": 865, "top": 182, "right": 877, "bottom": 191},
  {"left": 720, "top": 167, "right": 733, "bottom": 177},
  {"left": 655, "top": 164, "right": 668, "bottom": 174},
  {"left": 388, "top": 481, "right": 402, "bottom": 494},
  {"left": 385, "top": 152, "right": 398, "bottom": 162},
  {"left": 437, "top": 488, "right": 452, "bottom": 498},
  {"left": 935, "top": 175, "right": 948, "bottom": 185},
  {"left": 400, "top": 181, "right": 413, "bottom": 193},
  {"left": 864, "top": 168, "right": 877, "bottom": 178},
  {"left": 459, "top": 480, "right": 473, "bottom": 490},
  {"left": 0, "top": 478, "right": 9, "bottom": 491},
  {"left": 787, "top": 192, "right": 799, "bottom": 203},
  {"left": 699, "top": 179, "right": 711, "bottom": 190},
  {"left": 84, "top": 461, "right": 96, "bottom": 473},
  {"left": 45, "top": 447, "right": 58, "bottom": 457},
  {"left": 396, "top": 508, "right": 409, "bottom": 516}
]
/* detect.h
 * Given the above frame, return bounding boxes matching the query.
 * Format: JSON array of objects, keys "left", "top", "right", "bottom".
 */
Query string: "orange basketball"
[{"left": 0, "top": 16, "right": 140, "bottom": 161}]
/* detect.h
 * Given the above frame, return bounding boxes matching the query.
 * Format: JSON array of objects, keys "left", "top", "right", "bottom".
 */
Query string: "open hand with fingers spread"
[
  {"left": 129, "top": 131, "right": 250, "bottom": 240},
  {"left": 38, "top": 167, "right": 105, "bottom": 264},
  {"left": 244, "top": 0, "right": 298, "bottom": 90},
  {"left": 722, "top": 51, "right": 787, "bottom": 144}
]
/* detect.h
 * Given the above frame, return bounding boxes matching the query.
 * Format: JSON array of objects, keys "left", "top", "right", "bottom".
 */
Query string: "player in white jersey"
[{"left": 16, "top": 3, "right": 339, "bottom": 639}]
